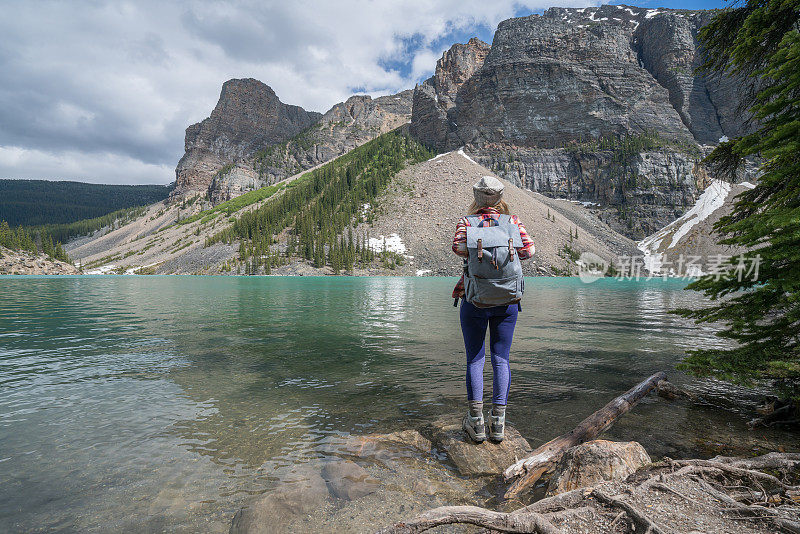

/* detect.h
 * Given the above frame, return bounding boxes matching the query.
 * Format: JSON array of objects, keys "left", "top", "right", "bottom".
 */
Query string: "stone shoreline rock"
[
  {"left": 546, "top": 439, "right": 651, "bottom": 496},
  {"left": 228, "top": 420, "right": 661, "bottom": 533},
  {"left": 0, "top": 246, "right": 79, "bottom": 275},
  {"left": 427, "top": 418, "right": 533, "bottom": 477}
]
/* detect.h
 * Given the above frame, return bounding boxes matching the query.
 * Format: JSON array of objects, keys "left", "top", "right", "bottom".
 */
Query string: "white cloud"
[
  {"left": 0, "top": 146, "right": 172, "bottom": 185},
  {"left": 0, "top": 0, "right": 594, "bottom": 184}
]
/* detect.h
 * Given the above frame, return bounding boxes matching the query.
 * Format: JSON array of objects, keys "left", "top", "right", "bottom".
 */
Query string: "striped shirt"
[{"left": 451, "top": 207, "right": 535, "bottom": 298}]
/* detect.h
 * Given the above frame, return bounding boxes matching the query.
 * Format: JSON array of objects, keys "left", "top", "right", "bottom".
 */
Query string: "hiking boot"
[
  {"left": 489, "top": 410, "right": 505, "bottom": 443},
  {"left": 462, "top": 412, "right": 486, "bottom": 443}
]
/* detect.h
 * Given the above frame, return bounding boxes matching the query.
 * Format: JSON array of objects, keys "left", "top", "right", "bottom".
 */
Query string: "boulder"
[
  {"left": 429, "top": 419, "right": 532, "bottom": 476},
  {"left": 229, "top": 465, "right": 328, "bottom": 534},
  {"left": 546, "top": 439, "right": 651, "bottom": 496},
  {"left": 321, "top": 459, "right": 381, "bottom": 501}
]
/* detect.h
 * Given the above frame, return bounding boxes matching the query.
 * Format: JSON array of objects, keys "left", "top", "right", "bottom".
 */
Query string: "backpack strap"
[
  {"left": 467, "top": 215, "right": 501, "bottom": 228},
  {"left": 465, "top": 215, "right": 482, "bottom": 227}
]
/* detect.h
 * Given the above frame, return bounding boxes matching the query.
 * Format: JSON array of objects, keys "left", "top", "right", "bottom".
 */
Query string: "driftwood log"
[{"left": 503, "top": 371, "right": 666, "bottom": 499}]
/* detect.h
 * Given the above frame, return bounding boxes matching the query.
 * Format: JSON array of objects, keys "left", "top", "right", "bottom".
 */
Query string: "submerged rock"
[
  {"left": 229, "top": 464, "right": 328, "bottom": 534},
  {"left": 335, "top": 429, "right": 433, "bottom": 460},
  {"left": 546, "top": 439, "right": 651, "bottom": 496},
  {"left": 429, "top": 419, "right": 532, "bottom": 476},
  {"left": 321, "top": 459, "right": 381, "bottom": 501}
]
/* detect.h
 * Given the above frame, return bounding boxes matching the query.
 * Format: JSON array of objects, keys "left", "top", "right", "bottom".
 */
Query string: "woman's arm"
[
  {"left": 452, "top": 218, "right": 469, "bottom": 257},
  {"left": 512, "top": 215, "right": 535, "bottom": 260}
]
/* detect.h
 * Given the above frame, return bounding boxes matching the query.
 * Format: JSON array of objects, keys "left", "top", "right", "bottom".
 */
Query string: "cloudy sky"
[{"left": 0, "top": 0, "right": 725, "bottom": 185}]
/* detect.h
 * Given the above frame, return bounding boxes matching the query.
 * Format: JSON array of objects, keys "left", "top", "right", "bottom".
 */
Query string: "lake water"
[{"left": 1, "top": 276, "right": 797, "bottom": 533}]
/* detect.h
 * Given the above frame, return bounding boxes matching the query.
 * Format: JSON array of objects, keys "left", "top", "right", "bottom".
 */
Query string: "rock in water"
[
  {"left": 429, "top": 419, "right": 532, "bottom": 476},
  {"left": 546, "top": 439, "right": 651, "bottom": 496},
  {"left": 337, "top": 429, "right": 433, "bottom": 459},
  {"left": 321, "top": 459, "right": 381, "bottom": 501},
  {"left": 229, "top": 465, "right": 329, "bottom": 534}
]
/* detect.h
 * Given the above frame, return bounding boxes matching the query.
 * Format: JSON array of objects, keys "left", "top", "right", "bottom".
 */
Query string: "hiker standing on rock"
[{"left": 452, "top": 176, "right": 535, "bottom": 444}]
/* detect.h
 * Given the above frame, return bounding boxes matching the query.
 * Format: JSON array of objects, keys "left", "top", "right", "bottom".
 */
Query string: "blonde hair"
[{"left": 468, "top": 199, "right": 510, "bottom": 215}]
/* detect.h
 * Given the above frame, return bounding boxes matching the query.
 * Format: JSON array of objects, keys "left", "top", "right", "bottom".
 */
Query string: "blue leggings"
[{"left": 459, "top": 299, "right": 519, "bottom": 405}]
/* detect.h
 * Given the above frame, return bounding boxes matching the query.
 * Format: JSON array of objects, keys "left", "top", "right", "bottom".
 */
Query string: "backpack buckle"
[{"left": 477, "top": 238, "right": 483, "bottom": 262}]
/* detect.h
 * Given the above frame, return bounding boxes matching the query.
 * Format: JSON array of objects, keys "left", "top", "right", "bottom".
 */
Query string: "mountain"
[
  {"left": 410, "top": 37, "right": 490, "bottom": 150},
  {"left": 64, "top": 4, "right": 760, "bottom": 277},
  {"left": 172, "top": 78, "right": 322, "bottom": 199},
  {"left": 67, "top": 129, "right": 637, "bottom": 276},
  {"left": 409, "top": 5, "right": 758, "bottom": 239},
  {"left": 0, "top": 179, "right": 170, "bottom": 227},
  {"left": 224, "top": 90, "right": 414, "bottom": 203},
  {"left": 348, "top": 148, "right": 638, "bottom": 277},
  {"left": 171, "top": 78, "right": 413, "bottom": 203}
]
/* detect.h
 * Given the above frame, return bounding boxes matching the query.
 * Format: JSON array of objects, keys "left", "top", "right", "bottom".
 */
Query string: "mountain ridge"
[
  {"left": 408, "top": 4, "right": 758, "bottom": 239},
  {"left": 60, "top": 4, "right": 761, "bottom": 276},
  {"left": 171, "top": 80, "right": 413, "bottom": 202}
]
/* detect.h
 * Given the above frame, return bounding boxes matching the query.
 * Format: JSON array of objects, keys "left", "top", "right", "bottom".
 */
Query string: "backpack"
[{"left": 463, "top": 214, "right": 524, "bottom": 307}]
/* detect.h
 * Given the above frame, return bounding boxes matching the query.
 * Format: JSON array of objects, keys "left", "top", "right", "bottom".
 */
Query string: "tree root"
[
  {"left": 512, "top": 488, "right": 589, "bottom": 515},
  {"left": 710, "top": 452, "right": 800, "bottom": 472},
  {"left": 692, "top": 476, "right": 800, "bottom": 534},
  {"left": 590, "top": 489, "right": 668, "bottom": 534},
  {"left": 375, "top": 505, "right": 563, "bottom": 534},
  {"left": 670, "top": 458, "right": 800, "bottom": 491},
  {"left": 651, "top": 481, "right": 708, "bottom": 508}
]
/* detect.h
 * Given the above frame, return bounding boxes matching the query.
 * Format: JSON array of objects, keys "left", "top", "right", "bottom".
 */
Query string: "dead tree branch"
[
  {"left": 503, "top": 372, "right": 666, "bottom": 499},
  {"left": 590, "top": 489, "right": 668, "bottom": 534}
]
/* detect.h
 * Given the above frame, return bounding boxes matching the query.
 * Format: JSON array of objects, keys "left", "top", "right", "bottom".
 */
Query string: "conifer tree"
[
  {"left": 674, "top": 0, "right": 800, "bottom": 400},
  {"left": 54, "top": 241, "right": 69, "bottom": 263}
]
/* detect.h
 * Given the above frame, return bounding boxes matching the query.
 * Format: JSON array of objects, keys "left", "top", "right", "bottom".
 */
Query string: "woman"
[{"left": 452, "top": 176, "right": 535, "bottom": 443}]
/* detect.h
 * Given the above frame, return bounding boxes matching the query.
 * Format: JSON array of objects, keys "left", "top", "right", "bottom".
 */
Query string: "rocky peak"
[
  {"left": 189, "top": 78, "right": 321, "bottom": 154},
  {"left": 172, "top": 81, "right": 414, "bottom": 203},
  {"left": 409, "top": 38, "right": 490, "bottom": 150},
  {"left": 411, "top": 5, "right": 753, "bottom": 152},
  {"left": 321, "top": 90, "right": 413, "bottom": 129},
  {"left": 172, "top": 78, "right": 321, "bottom": 199},
  {"left": 448, "top": 11, "right": 693, "bottom": 150},
  {"left": 433, "top": 37, "right": 490, "bottom": 109}
]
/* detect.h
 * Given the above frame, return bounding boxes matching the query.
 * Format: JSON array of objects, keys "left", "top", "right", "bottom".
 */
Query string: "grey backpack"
[{"left": 463, "top": 214, "right": 524, "bottom": 307}]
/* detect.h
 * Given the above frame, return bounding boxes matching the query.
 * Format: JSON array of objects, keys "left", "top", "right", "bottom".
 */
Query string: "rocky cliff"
[
  {"left": 410, "top": 38, "right": 490, "bottom": 150},
  {"left": 410, "top": 5, "right": 756, "bottom": 238},
  {"left": 244, "top": 90, "right": 413, "bottom": 197},
  {"left": 173, "top": 78, "right": 321, "bottom": 200},
  {"left": 172, "top": 79, "right": 413, "bottom": 203}
]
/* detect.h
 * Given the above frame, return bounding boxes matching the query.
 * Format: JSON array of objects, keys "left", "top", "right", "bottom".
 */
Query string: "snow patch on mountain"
[
  {"left": 368, "top": 234, "right": 407, "bottom": 254},
  {"left": 638, "top": 180, "right": 732, "bottom": 273}
]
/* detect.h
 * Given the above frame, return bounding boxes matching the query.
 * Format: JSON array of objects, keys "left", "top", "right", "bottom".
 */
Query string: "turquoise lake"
[{"left": 1, "top": 276, "right": 797, "bottom": 532}]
